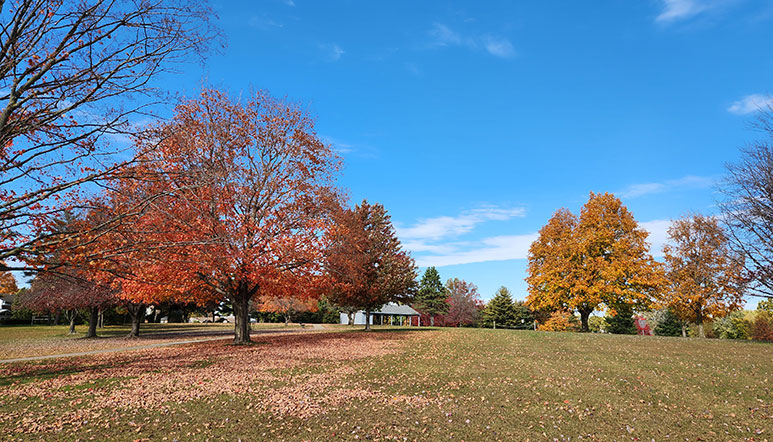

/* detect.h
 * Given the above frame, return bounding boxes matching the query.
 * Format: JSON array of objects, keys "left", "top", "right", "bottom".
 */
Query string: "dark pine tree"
[{"left": 414, "top": 267, "right": 448, "bottom": 326}]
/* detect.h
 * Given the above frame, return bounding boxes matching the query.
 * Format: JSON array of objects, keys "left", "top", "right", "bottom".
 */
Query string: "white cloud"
[
  {"left": 728, "top": 94, "right": 773, "bottom": 115},
  {"left": 249, "top": 15, "right": 284, "bottom": 30},
  {"left": 413, "top": 218, "right": 672, "bottom": 267},
  {"left": 484, "top": 37, "right": 516, "bottom": 58},
  {"left": 639, "top": 219, "right": 671, "bottom": 257},
  {"left": 397, "top": 207, "right": 526, "bottom": 241},
  {"left": 428, "top": 23, "right": 463, "bottom": 47},
  {"left": 283, "top": 0, "right": 295, "bottom": 6},
  {"left": 656, "top": 0, "right": 706, "bottom": 23},
  {"left": 319, "top": 43, "right": 344, "bottom": 62},
  {"left": 319, "top": 135, "right": 354, "bottom": 154},
  {"left": 415, "top": 233, "right": 538, "bottom": 267},
  {"left": 427, "top": 23, "right": 515, "bottom": 59},
  {"left": 618, "top": 175, "right": 714, "bottom": 199}
]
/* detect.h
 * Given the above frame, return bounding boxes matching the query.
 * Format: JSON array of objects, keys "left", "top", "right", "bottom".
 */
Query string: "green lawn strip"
[{"left": 0, "top": 328, "right": 770, "bottom": 441}]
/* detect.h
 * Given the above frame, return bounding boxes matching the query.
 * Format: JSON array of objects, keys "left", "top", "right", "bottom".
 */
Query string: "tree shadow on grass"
[{"left": 0, "top": 330, "right": 424, "bottom": 385}]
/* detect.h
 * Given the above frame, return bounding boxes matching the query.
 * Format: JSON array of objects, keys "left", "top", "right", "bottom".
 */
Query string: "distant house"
[
  {"left": 340, "top": 303, "right": 421, "bottom": 326},
  {"left": 0, "top": 294, "right": 14, "bottom": 321}
]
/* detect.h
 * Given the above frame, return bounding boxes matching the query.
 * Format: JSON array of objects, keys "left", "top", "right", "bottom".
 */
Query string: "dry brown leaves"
[{"left": 0, "top": 331, "right": 431, "bottom": 436}]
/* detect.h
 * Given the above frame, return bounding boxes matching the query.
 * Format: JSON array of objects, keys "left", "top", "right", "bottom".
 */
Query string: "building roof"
[{"left": 373, "top": 303, "right": 419, "bottom": 316}]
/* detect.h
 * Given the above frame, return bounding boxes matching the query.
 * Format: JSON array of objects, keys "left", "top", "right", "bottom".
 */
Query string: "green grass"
[{"left": 0, "top": 328, "right": 770, "bottom": 441}]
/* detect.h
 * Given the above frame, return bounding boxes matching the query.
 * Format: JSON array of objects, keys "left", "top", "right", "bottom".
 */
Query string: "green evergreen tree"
[
  {"left": 605, "top": 304, "right": 636, "bottom": 334},
  {"left": 654, "top": 308, "right": 686, "bottom": 337},
  {"left": 414, "top": 267, "right": 448, "bottom": 326},
  {"left": 482, "top": 287, "right": 516, "bottom": 328},
  {"left": 513, "top": 300, "right": 534, "bottom": 329}
]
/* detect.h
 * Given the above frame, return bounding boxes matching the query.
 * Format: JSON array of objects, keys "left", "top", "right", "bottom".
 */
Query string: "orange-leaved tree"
[
  {"left": 324, "top": 200, "right": 417, "bottom": 331},
  {"left": 662, "top": 214, "right": 745, "bottom": 337},
  {"left": 527, "top": 193, "right": 664, "bottom": 331},
  {"left": 258, "top": 295, "right": 318, "bottom": 326},
  {"left": 0, "top": 263, "right": 17, "bottom": 295},
  {"left": 132, "top": 89, "right": 341, "bottom": 344}
]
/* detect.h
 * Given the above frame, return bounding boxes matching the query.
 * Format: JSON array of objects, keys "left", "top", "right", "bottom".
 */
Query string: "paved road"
[{"left": 0, "top": 323, "right": 325, "bottom": 364}]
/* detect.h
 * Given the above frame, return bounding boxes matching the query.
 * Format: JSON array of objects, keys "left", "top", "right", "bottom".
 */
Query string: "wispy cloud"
[
  {"left": 320, "top": 135, "right": 355, "bottom": 154},
  {"left": 483, "top": 37, "right": 516, "bottom": 58},
  {"left": 618, "top": 175, "right": 714, "bottom": 199},
  {"left": 248, "top": 15, "right": 284, "bottom": 30},
  {"left": 639, "top": 219, "right": 671, "bottom": 257},
  {"left": 397, "top": 206, "right": 526, "bottom": 241},
  {"left": 656, "top": 0, "right": 707, "bottom": 23},
  {"left": 728, "top": 94, "right": 773, "bottom": 115},
  {"left": 414, "top": 233, "right": 538, "bottom": 267},
  {"left": 319, "top": 43, "right": 344, "bottom": 62},
  {"left": 426, "top": 23, "right": 516, "bottom": 59},
  {"left": 412, "top": 217, "right": 671, "bottom": 268},
  {"left": 282, "top": 0, "right": 295, "bottom": 6}
]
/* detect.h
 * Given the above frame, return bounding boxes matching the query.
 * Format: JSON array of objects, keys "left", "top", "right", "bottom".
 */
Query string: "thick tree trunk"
[
  {"left": 681, "top": 324, "right": 687, "bottom": 337},
  {"left": 364, "top": 311, "right": 371, "bottom": 331},
  {"left": 232, "top": 288, "right": 252, "bottom": 345},
  {"left": 85, "top": 307, "right": 99, "bottom": 338},
  {"left": 54, "top": 310, "right": 61, "bottom": 326},
  {"left": 579, "top": 307, "right": 593, "bottom": 332},
  {"left": 285, "top": 314, "right": 290, "bottom": 327},
  {"left": 127, "top": 303, "right": 146, "bottom": 338},
  {"left": 347, "top": 311, "right": 354, "bottom": 326}
]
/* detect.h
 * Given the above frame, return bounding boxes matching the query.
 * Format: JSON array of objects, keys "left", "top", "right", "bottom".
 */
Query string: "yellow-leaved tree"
[
  {"left": 527, "top": 192, "right": 665, "bottom": 331},
  {"left": 662, "top": 214, "right": 745, "bottom": 337}
]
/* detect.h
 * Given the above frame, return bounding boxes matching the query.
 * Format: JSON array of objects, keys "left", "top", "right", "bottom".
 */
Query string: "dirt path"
[{"left": 0, "top": 323, "right": 325, "bottom": 364}]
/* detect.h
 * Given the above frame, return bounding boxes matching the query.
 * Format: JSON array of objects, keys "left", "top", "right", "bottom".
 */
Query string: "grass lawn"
[
  {"left": 0, "top": 323, "right": 303, "bottom": 360},
  {"left": 0, "top": 327, "right": 771, "bottom": 441}
]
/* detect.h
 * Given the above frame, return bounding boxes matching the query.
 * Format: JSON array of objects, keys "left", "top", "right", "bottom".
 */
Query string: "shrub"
[
  {"left": 752, "top": 311, "right": 773, "bottom": 341},
  {"left": 713, "top": 311, "right": 752, "bottom": 340},
  {"left": 539, "top": 310, "right": 572, "bottom": 332},
  {"left": 588, "top": 315, "right": 606, "bottom": 333}
]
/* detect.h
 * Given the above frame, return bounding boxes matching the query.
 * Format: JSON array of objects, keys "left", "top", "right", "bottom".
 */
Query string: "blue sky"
[{"left": 93, "top": 1, "right": 773, "bottom": 305}]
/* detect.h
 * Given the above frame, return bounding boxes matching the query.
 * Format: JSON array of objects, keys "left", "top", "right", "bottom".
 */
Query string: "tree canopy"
[
  {"left": 662, "top": 214, "right": 745, "bottom": 337},
  {"left": 324, "top": 200, "right": 417, "bottom": 330},
  {"left": 526, "top": 192, "right": 664, "bottom": 331}
]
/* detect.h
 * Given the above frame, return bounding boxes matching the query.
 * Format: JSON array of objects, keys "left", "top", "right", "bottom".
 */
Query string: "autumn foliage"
[
  {"left": 324, "top": 200, "right": 417, "bottom": 330},
  {"left": 527, "top": 193, "right": 664, "bottom": 331},
  {"left": 661, "top": 214, "right": 745, "bottom": 337}
]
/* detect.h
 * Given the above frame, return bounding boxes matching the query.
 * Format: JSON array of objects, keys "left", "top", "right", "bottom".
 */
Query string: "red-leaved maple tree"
[
  {"left": 324, "top": 200, "right": 417, "bottom": 331},
  {"left": 113, "top": 89, "right": 341, "bottom": 344}
]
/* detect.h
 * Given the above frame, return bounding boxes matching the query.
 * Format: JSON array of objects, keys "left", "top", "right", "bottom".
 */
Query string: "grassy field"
[
  {"left": 0, "top": 323, "right": 302, "bottom": 359},
  {"left": 0, "top": 327, "right": 771, "bottom": 441}
]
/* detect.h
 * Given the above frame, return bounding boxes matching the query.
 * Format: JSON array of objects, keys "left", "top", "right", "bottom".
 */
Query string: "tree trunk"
[
  {"left": 97, "top": 310, "right": 104, "bottom": 328},
  {"left": 85, "top": 307, "right": 99, "bottom": 338},
  {"left": 696, "top": 310, "right": 705, "bottom": 338},
  {"left": 364, "top": 311, "right": 371, "bottom": 331},
  {"left": 46, "top": 312, "right": 51, "bottom": 326},
  {"left": 681, "top": 324, "right": 687, "bottom": 337},
  {"left": 54, "top": 310, "right": 61, "bottom": 326},
  {"left": 232, "top": 288, "right": 252, "bottom": 345},
  {"left": 68, "top": 310, "right": 77, "bottom": 334},
  {"left": 347, "top": 311, "right": 354, "bottom": 326},
  {"left": 430, "top": 315, "right": 434, "bottom": 326},
  {"left": 127, "top": 303, "right": 146, "bottom": 338},
  {"left": 579, "top": 307, "right": 593, "bottom": 332},
  {"left": 285, "top": 313, "right": 290, "bottom": 327}
]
